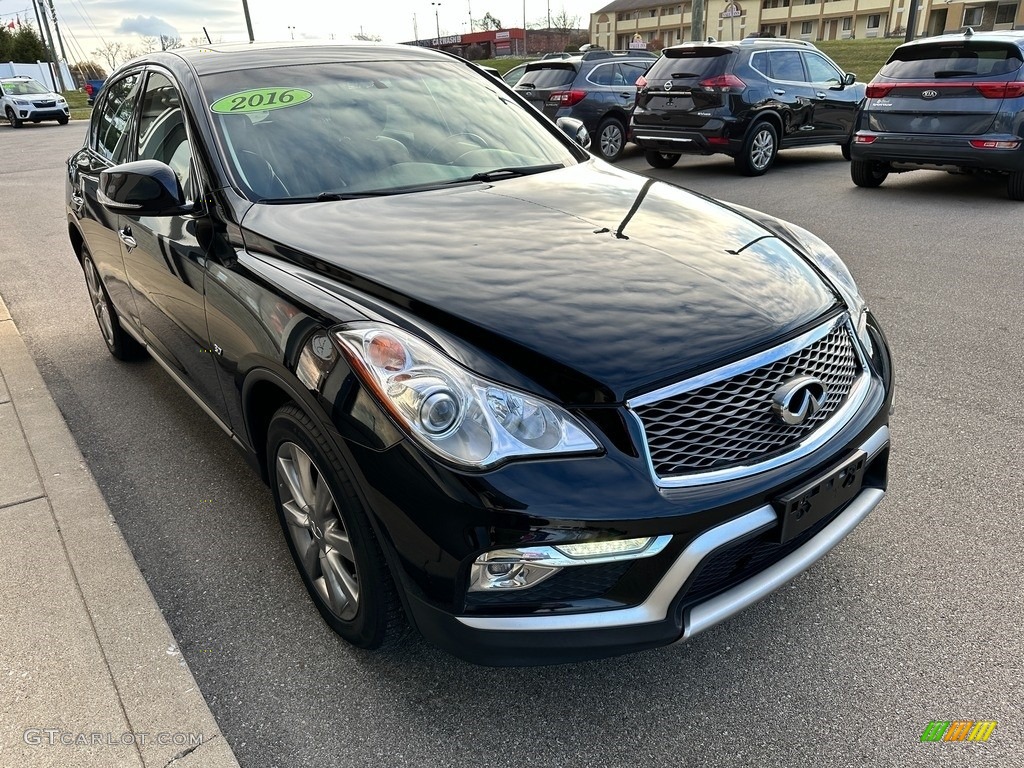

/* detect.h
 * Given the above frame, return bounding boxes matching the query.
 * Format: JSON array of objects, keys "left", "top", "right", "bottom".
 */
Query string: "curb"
[{"left": 0, "top": 294, "right": 241, "bottom": 768}]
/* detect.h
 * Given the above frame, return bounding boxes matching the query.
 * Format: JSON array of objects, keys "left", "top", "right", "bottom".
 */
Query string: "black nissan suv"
[
  {"left": 850, "top": 30, "right": 1024, "bottom": 199},
  {"left": 632, "top": 38, "right": 864, "bottom": 175}
]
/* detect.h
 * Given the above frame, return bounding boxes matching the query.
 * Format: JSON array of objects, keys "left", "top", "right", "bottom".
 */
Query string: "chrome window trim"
[
  {"left": 627, "top": 314, "right": 872, "bottom": 488},
  {"left": 455, "top": 425, "right": 888, "bottom": 633}
]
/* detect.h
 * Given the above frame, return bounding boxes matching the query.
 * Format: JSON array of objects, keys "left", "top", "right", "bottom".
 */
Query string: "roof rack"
[
  {"left": 581, "top": 49, "right": 657, "bottom": 60},
  {"left": 739, "top": 37, "right": 816, "bottom": 47}
]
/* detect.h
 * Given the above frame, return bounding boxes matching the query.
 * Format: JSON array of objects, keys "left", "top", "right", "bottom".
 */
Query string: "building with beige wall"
[{"left": 590, "top": 0, "right": 1024, "bottom": 49}]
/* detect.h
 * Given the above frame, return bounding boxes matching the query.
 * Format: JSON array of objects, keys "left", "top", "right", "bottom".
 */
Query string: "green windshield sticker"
[{"left": 210, "top": 88, "right": 312, "bottom": 114}]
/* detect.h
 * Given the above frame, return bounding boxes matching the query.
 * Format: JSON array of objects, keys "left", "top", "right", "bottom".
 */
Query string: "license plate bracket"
[{"left": 773, "top": 450, "right": 867, "bottom": 544}]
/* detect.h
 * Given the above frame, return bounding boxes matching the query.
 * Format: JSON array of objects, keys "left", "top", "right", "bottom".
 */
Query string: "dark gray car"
[
  {"left": 851, "top": 29, "right": 1024, "bottom": 199},
  {"left": 515, "top": 49, "right": 656, "bottom": 162}
]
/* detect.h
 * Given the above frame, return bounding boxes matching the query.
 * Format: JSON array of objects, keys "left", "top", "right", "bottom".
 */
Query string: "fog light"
[
  {"left": 469, "top": 556, "right": 559, "bottom": 592},
  {"left": 555, "top": 537, "right": 655, "bottom": 558}
]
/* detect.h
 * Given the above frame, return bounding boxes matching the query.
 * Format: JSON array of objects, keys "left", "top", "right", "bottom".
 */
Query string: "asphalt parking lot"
[{"left": 2, "top": 123, "right": 1022, "bottom": 768}]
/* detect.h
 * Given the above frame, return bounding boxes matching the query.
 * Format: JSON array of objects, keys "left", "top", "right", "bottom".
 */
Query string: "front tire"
[
  {"left": 645, "top": 150, "right": 681, "bottom": 169},
  {"left": 735, "top": 121, "right": 778, "bottom": 176},
  {"left": 6, "top": 108, "right": 22, "bottom": 128},
  {"left": 268, "top": 404, "right": 405, "bottom": 649},
  {"left": 81, "top": 250, "right": 145, "bottom": 360},
  {"left": 595, "top": 117, "right": 626, "bottom": 162},
  {"left": 851, "top": 159, "right": 889, "bottom": 188},
  {"left": 58, "top": 116, "right": 69, "bottom": 125}
]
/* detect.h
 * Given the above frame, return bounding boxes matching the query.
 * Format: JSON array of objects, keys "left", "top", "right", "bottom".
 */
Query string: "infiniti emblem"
[
  {"left": 921, "top": 89, "right": 939, "bottom": 99},
  {"left": 772, "top": 376, "right": 827, "bottom": 426}
]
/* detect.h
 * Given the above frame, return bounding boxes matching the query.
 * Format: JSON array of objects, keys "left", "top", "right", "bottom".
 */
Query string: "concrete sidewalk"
[{"left": 0, "top": 295, "right": 240, "bottom": 768}]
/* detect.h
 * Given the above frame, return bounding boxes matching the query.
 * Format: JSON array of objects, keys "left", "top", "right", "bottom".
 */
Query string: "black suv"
[
  {"left": 515, "top": 49, "right": 657, "bottom": 162},
  {"left": 850, "top": 30, "right": 1024, "bottom": 199},
  {"left": 632, "top": 39, "right": 864, "bottom": 175}
]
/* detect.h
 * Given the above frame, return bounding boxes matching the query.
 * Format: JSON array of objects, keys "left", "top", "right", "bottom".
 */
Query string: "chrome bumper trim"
[{"left": 454, "top": 425, "right": 888, "bottom": 634}]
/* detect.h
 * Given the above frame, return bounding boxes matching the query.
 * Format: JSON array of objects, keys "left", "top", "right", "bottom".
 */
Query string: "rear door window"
[
  {"left": 879, "top": 42, "right": 1024, "bottom": 79},
  {"left": 619, "top": 61, "right": 651, "bottom": 86},
  {"left": 768, "top": 50, "right": 807, "bottom": 82}
]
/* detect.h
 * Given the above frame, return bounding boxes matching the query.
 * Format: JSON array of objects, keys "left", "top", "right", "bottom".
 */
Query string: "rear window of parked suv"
[
  {"left": 521, "top": 64, "right": 576, "bottom": 87},
  {"left": 878, "top": 41, "right": 1023, "bottom": 79},
  {"left": 646, "top": 48, "right": 731, "bottom": 80}
]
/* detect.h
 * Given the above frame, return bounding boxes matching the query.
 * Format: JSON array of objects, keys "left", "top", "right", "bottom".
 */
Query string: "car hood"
[{"left": 240, "top": 161, "right": 838, "bottom": 404}]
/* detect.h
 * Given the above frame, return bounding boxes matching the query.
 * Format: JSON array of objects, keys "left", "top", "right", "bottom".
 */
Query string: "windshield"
[
  {"left": 879, "top": 41, "right": 1023, "bottom": 79},
  {"left": 2, "top": 79, "right": 48, "bottom": 95},
  {"left": 201, "top": 59, "right": 579, "bottom": 201}
]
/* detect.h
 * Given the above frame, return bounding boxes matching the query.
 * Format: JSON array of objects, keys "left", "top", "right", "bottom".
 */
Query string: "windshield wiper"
[
  {"left": 454, "top": 164, "right": 564, "bottom": 184},
  {"left": 257, "top": 191, "right": 392, "bottom": 204}
]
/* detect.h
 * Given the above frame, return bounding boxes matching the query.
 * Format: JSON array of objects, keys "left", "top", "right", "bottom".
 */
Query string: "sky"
[{"left": 0, "top": 0, "right": 604, "bottom": 66}]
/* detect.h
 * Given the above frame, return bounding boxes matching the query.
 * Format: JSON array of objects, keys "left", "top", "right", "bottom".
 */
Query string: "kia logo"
[
  {"left": 922, "top": 89, "right": 939, "bottom": 99},
  {"left": 772, "top": 376, "right": 828, "bottom": 426}
]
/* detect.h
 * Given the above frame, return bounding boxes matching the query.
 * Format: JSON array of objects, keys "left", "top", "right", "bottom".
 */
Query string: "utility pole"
[
  {"left": 30, "top": 0, "right": 62, "bottom": 91},
  {"left": 46, "top": 1, "right": 69, "bottom": 69},
  {"left": 241, "top": 0, "right": 255, "bottom": 42},
  {"left": 468, "top": 1, "right": 473, "bottom": 32},
  {"left": 904, "top": 1, "right": 919, "bottom": 42},
  {"left": 691, "top": 0, "right": 705, "bottom": 41},
  {"left": 523, "top": 0, "right": 527, "bottom": 54},
  {"left": 432, "top": 2, "right": 441, "bottom": 39},
  {"left": 414, "top": 13, "right": 419, "bottom": 40}
]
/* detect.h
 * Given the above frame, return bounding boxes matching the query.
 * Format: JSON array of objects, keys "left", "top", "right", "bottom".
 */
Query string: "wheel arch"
[{"left": 68, "top": 220, "right": 85, "bottom": 264}]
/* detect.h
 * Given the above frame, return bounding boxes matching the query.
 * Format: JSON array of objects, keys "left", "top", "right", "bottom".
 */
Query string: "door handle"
[
  {"left": 70, "top": 193, "right": 85, "bottom": 213},
  {"left": 118, "top": 227, "right": 137, "bottom": 251},
  {"left": 773, "top": 88, "right": 786, "bottom": 96},
  {"left": 815, "top": 91, "right": 827, "bottom": 99},
  {"left": 619, "top": 92, "right": 632, "bottom": 98}
]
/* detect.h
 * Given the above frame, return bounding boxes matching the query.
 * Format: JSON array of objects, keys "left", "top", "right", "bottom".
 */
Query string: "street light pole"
[{"left": 432, "top": 2, "right": 442, "bottom": 39}]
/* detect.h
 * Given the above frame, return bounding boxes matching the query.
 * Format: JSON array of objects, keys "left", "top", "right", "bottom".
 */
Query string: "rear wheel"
[
  {"left": 1008, "top": 170, "right": 1024, "bottom": 200},
  {"left": 58, "top": 116, "right": 69, "bottom": 125},
  {"left": 645, "top": 150, "right": 681, "bottom": 169},
  {"left": 6, "top": 108, "right": 22, "bottom": 128},
  {"left": 595, "top": 117, "right": 626, "bottom": 162},
  {"left": 81, "top": 250, "right": 145, "bottom": 360},
  {"left": 268, "top": 404, "right": 406, "bottom": 649},
  {"left": 851, "top": 159, "right": 889, "bottom": 188},
  {"left": 735, "top": 121, "right": 777, "bottom": 176}
]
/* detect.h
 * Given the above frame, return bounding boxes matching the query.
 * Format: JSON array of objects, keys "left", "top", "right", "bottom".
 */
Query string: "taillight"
[
  {"left": 866, "top": 83, "right": 893, "bottom": 98},
  {"left": 969, "top": 139, "right": 1021, "bottom": 149},
  {"left": 636, "top": 74, "right": 648, "bottom": 89},
  {"left": 854, "top": 134, "right": 877, "bottom": 144},
  {"left": 698, "top": 74, "right": 746, "bottom": 93},
  {"left": 548, "top": 90, "right": 587, "bottom": 107},
  {"left": 975, "top": 82, "right": 1024, "bottom": 99}
]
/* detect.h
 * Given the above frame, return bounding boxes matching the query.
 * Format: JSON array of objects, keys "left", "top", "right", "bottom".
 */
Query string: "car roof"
[
  {"left": 138, "top": 41, "right": 459, "bottom": 76},
  {"left": 894, "top": 29, "right": 1024, "bottom": 49},
  {"left": 661, "top": 38, "right": 818, "bottom": 55}
]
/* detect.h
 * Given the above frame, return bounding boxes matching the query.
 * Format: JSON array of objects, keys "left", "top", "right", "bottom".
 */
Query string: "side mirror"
[
  {"left": 98, "top": 159, "right": 194, "bottom": 217},
  {"left": 843, "top": 72, "right": 856, "bottom": 86},
  {"left": 556, "top": 116, "right": 591, "bottom": 150}
]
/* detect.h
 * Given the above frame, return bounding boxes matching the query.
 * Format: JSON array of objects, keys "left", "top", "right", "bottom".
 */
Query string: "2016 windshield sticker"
[{"left": 210, "top": 88, "right": 312, "bottom": 114}]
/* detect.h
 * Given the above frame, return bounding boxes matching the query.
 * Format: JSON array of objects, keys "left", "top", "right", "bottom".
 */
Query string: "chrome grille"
[{"left": 633, "top": 321, "right": 860, "bottom": 479}]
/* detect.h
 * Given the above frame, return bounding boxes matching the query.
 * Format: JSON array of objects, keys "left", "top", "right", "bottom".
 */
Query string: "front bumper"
[
  {"left": 403, "top": 425, "right": 888, "bottom": 665},
  {"left": 851, "top": 131, "right": 1024, "bottom": 172},
  {"left": 15, "top": 106, "right": 69, "bottom": 121}
]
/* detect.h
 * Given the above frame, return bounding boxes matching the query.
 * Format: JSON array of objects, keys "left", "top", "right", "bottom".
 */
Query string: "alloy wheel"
[
  {"left": 750, "top": 128, "right": 774, "bottom": 171},
  {"left": 84, "top": 257, "right": 115, "bottom": 346},
  {"left": 276, "top": 441, "right": 360, "bottom": 621},
  {"left": 600, "top": 123, "right": 623, "bottom": 160}
]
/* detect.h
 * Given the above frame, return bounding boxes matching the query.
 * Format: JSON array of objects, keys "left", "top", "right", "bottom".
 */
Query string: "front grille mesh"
[{"left": 634, "top": 322, "right": 860, "bottom": 478}]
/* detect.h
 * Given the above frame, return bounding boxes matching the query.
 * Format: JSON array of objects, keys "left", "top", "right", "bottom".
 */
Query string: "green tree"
[{"left": 0, "top": 24, "right": 48, "bottom": 62}]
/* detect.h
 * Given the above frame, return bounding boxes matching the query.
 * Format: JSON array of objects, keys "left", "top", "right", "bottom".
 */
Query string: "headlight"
[
  {"left": 57, "top": 97, "right": 67, "bottom": 104},
  {"left": 772, "top": 219, "right": 873, "bottom": 355},
  {"left": 332, "top": 324, "right": 601, "bottom": 468},
  {"left": 13, "top": 99, "right": 28, "bottom": 105}
]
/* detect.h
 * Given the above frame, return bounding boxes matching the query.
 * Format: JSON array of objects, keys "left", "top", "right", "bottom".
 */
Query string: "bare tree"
[
  {"left": 550, "top": 9, "right": 581, "bottom": 33},
  {"left": 92, "top": 41, "right": 124, "bottom": 70},
  {"left": 137, "top": 36, "right": 158, "bottom": 54},
  {"left": 159, "top": 35, "right": 184, "bottom": 50},
  {"left": 478, "top": 12, "right": 502, "bottom": 30},
  {"left": 352, "top": 31, "right": 382, "bottom": 41}
]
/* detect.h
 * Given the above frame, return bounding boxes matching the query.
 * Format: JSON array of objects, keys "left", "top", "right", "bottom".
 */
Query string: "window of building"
[
  {"left": 780, "top": 22, "right": 788, "bottom": 34},
  {"left": 963, "top": 6, "right": 985, "bottom": 25},
  {"left": 801, "top": 21, "right": 813, "bottom": 34},
  {"left": 842, "top": 16, "right": 852, "bottom": 30},
  {"left": 995, "top": 3, "right": 1017, "bottom": 22},
  {"left": 867, "top": 14, "right": 881, "bottom": 28}
]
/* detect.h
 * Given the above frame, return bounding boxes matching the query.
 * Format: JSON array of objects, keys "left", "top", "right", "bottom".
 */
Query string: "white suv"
[{"left": 1, "top": 76, "right": 70, "bottom": 128}]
